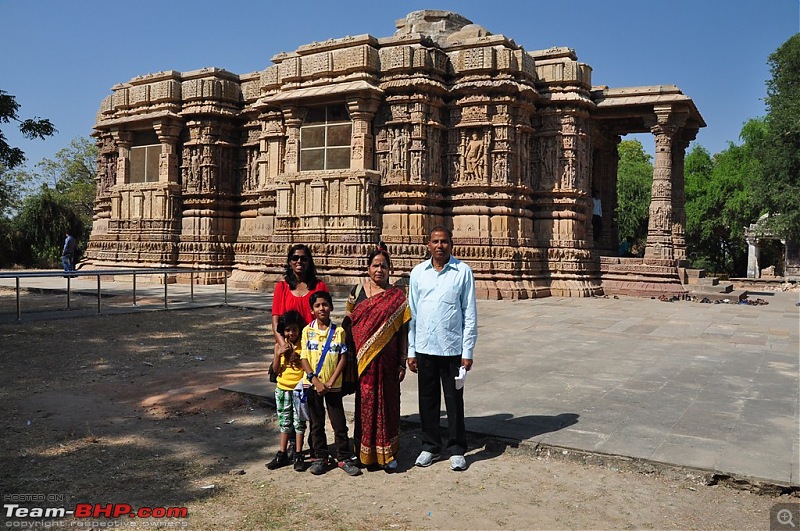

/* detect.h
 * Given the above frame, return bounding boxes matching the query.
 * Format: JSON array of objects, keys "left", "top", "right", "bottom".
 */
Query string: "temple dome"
[{"left": 394, "top": 10, "right": 491, "bottom": 47}]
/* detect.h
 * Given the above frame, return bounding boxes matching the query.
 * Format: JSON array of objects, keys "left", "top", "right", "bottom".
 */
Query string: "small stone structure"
[
  {"left": 86, "top": 10, "right": 705, "bottom": 298},
  {"left": 745, "top": 214, "right": 800, "bottom": 279}
]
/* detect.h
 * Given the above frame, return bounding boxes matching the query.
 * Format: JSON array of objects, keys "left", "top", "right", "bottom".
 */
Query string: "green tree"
[
  {"left": 12, "top": 187, "right": 85, "bottom": 267},
  {"left": 0, "top": 136, "right": 95, "bottom": 268},
  {"left": 684, "top": 121, "right": 763, "bottom": 275},
  {"left": 36, "top": 137, "right": 97, "bottom": 224},
  {"left": 0, "top": 164, "right": 37, "bottom": 266},
  {"left": 616, "top": 139, "right": 652, "bottom": 254},
  {"left": 0, "top": 90, "right": 57, "bottom": 169},
  {"left": 684, "top": 145, "right": 716, "bottom": 269},
  {"left": 0, "top": 164, "right": 34, "bottom": 218},
  {"left": 752, "top": 34, "right": 800, "bottom": 240}
]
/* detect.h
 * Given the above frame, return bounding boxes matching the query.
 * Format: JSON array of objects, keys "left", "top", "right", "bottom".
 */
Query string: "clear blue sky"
[{"left": 2, "top": 0, "right": 798, "bottom": 171}]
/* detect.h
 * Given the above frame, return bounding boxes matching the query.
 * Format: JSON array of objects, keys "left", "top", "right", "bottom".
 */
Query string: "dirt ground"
[{"left": 0, "top": 289, "right": 795, "bottom": 530}]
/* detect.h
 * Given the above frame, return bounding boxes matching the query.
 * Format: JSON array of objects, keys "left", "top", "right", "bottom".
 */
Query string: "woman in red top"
[{"left": 271, "top": 244, "right": 329, "bottom": 351}]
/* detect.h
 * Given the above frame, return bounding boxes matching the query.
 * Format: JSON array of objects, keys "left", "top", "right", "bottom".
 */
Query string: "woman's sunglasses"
[{"left": 290, "top": 255, "right": 309, "bottom": 262}]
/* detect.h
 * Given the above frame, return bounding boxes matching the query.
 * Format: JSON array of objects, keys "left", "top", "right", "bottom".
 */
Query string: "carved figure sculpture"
[
  {"left": 411, "top": 150, "right": 422, "bottom": 180},
  {"left": 493, "top": 155, "right": 508, "bottom": 183},
  {"left": 391, "top": 129, "right": 409, "bottom": 169},
  {"left": 106, "top": 159, "right": 116, "bottom": 189},
  {"left": 190, "top": 150, "right": 200, "bottom": 188},
  {"left": 561, "top": 157, "right": 575, "bottom": 189},
  {"left": 464, "top": 132, "right": 484, "bottom": 180}
]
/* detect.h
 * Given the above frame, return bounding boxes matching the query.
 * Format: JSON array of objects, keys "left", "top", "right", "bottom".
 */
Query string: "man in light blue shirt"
[{"left": 407, "top": 225, "right": 477, "bottom": 471}]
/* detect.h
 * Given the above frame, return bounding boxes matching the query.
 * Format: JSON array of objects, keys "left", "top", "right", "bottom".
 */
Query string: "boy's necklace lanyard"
[{"left": 312, "top": 321, "right": 336, "bottom": 376}]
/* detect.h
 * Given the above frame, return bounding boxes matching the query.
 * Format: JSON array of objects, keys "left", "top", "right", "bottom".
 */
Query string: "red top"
[{"left": 271, "top": 279, "right": 329, "bottom": 326}]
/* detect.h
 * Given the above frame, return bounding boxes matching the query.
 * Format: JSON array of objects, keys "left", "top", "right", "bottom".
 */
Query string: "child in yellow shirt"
[
  {"left": 267, "top": 310, "right": 307, "bottom": 471},
  {"left": 300, "top": 292, "right": 361, "bottom": 476}
]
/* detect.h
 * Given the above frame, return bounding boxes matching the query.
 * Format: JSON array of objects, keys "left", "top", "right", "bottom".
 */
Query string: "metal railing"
[{"left": 0, "top": 268, "right": 228, "bottom": 321}]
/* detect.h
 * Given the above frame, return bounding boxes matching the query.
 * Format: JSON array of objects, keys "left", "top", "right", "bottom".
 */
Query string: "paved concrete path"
[{"left": 2, "top": 272, "right": 798, "bottom": 486}]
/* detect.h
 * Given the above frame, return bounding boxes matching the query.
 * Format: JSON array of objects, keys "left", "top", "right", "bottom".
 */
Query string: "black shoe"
[
  {"left": 266, "top": 451, "right": 289, "bottom": 470},
  {"left": 309, "top": 458, "right": 329, "bottom": 475},
  {"left": 293, "top": 453, "right": 305, "bottom": 472},
  {"left": 338, "top": 459, "right": 362, "bottom": 476}
]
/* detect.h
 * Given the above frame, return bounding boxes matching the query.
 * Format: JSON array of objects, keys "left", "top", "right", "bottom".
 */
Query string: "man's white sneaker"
[
  {"left": 450, "top": 455, "right": 467, "bottom": 471},
  {"left": 414, "top": 451, "right": 441, "bottom": 467}
]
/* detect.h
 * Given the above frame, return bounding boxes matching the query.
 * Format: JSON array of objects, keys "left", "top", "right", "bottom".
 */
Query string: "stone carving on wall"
[
  {"left": 651, "top": 204, "right": 671, "bottom": 231},
  {"left": 103, "top": 156, "right": 117, "bottom": 192},
  {"left": 378, "top": 151, "right": 389, "bottom": 178},
  {"left": 561, "top": 156, "right": 576, "bottom": 190},
  {"left": 389, "top": 128, "right": 409, "bottom": 170},
  {"left": 537, "top": 136, "right": 557, "bottom": 190},
  {"left": 188, "top": 148, "right": 201, "bottom": 191},
  {"left": 463, "top": 131, "right": 486, "bottom": 181},
  {"left": 427, "top": 128, "right": 442, "bottom": 183},
  {"left": 492, "top": 153, "right": 508, "bottom": 183},
  {"left": 410, "top": 147, "right": 423, "bottom": 181},
  {"left": 242, "top": 149, "right": 259, "bottom": 192}
]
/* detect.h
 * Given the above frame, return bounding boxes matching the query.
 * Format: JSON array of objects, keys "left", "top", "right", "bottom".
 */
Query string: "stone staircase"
[{"left": 681, "top": 268, "right": 748, "bottom": 302}]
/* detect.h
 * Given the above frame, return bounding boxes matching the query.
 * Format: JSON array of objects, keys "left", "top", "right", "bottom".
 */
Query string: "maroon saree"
[{"left": 348, "top": 287, "right": 410, "bottom": 467}]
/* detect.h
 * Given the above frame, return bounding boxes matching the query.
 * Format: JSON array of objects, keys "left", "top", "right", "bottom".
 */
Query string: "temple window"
[
  {"left": 129, "top": 130, "right": 160, "bottom": 183},
  {"left": 299, "top": 105, "right": 351, "bottom": 170}
]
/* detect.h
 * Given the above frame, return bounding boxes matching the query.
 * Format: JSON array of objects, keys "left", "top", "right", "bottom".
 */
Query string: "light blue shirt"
[{"left": 407, "top": 255, "right": 478, "bottom": 359}]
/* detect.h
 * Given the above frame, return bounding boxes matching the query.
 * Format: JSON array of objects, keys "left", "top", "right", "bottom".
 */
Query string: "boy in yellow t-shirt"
[
  {"left": 300, "top": 292, "right": 362, "bottom": 476},
  {"left": 267, "top": 310, "right": 307, "bottom": 471}
]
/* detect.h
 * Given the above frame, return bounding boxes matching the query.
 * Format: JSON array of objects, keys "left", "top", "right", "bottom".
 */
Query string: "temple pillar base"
[
  {"left": 601, "top": 279, "right": 686, "bottom": 299},
  {"left": 549, "top": 279, "right": 602, "bottom": 297}
]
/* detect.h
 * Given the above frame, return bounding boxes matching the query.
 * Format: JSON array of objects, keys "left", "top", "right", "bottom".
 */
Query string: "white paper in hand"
[{"left": 454, "top": 366, "right": 468, "bottom": 390}]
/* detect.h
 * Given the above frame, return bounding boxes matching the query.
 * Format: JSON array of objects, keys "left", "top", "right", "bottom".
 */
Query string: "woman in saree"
[{"left": 345, "top": 245, "right": 411, "bottom": 472}]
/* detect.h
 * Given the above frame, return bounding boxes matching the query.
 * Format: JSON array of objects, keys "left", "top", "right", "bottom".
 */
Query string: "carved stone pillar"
[
  {"left": 645, "top": 124, "right": 675, "bottom": 259},
  {"left": 111, "top": 130, "right": 132, "bottom": 186},
  {"left": 281, "top": 106, "right": 304, "bottom": 174},
  {"left": 260, "top": 111, "right": 284, "bottom": 185},
  {"left": 376, "top": 96, "right": 445, "bottom": 267},
  {"left": 644, "top": 106, "right": 686, "bottom": 260},
  {"left": 347, "top": 97, "right": 379, "bottom": 171},
  {"left": 670, "top": 129, "right": 695, "bottom": 262},
  {"left": 746, "top": 237, "right": 761, "bottom": 278},
  {"left": 153, "top": 120, "right": 182, "bottom": 184}
]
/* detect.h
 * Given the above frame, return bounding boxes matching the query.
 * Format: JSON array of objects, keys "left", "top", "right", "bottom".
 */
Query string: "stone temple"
[{"left": 86, "top": 10, "right": 705, "bottom": 298}]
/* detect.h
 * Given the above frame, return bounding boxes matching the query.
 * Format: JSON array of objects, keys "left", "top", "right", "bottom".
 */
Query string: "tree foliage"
[
  {"left": 12, "top": 188, "right": 85, "bottom": 267},
  {"left": 751, "top": 33, "right": 800, "bottom": 241},
  {"left": 0, "top": 90, "right": 57, "bottom": 169},
  {"left": 684, "top": 124, "right": 762, "bottom": 275},
  {"left": 0, "top": 164, "right": 35, "bottom": 218},
  {"left": 0, "top": 136, "right": 94, "bottom": 268},
  {"left": 36, "top": 137, "right": 97, "bottom": 223},
  {"left": 616, "top": 139, "right": 652, "bottom": 254}
]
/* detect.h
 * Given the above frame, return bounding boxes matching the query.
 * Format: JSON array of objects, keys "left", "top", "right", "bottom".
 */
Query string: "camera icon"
[{"left": 772, "top": 504, "right": 800, "bottom": 530}]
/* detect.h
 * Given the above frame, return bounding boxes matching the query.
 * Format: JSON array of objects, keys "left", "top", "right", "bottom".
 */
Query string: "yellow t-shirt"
[
  {"left": 300, "top": 320, "right": 348, "bottom": 391},
  {"left": 275, "top": 339, "right": 304, "bottom": 391}
]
